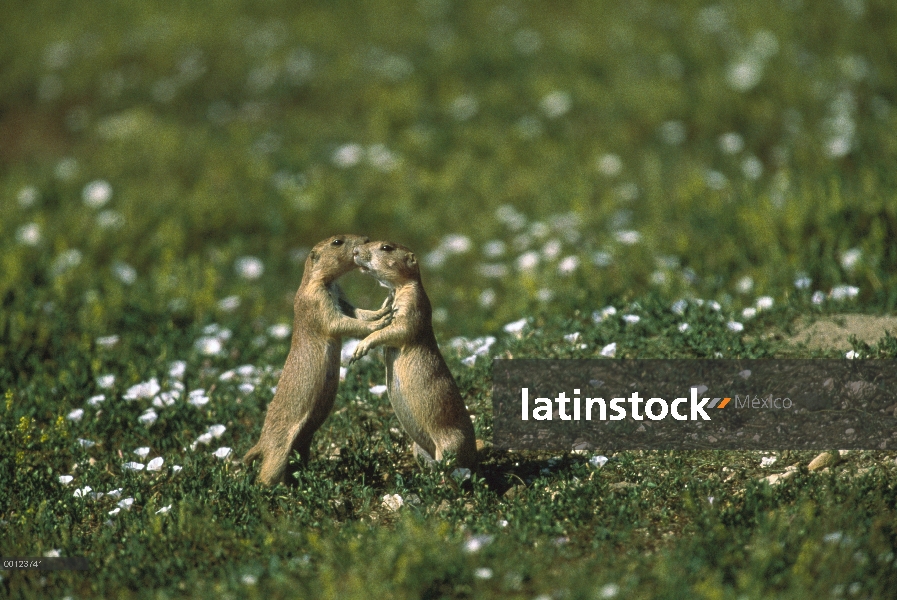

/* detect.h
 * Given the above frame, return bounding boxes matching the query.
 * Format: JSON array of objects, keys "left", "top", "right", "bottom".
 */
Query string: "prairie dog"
[
  {"left": 243, "top": 234, "right": 392, "bottom": 485},
  {"left": 351, "top": 241, "right": 477, "bottom": 469}
]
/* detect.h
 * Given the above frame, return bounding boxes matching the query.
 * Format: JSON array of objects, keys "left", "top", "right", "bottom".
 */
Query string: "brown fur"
[
  {"left": 351, "top": 241, "right": 477, "bottom": 469},
  {"left": 242, "top": 234, "right": 392, "bottom": 485}
]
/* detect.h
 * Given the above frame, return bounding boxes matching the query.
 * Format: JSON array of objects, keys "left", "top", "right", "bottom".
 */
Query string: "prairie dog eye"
[
  {"left": 331, "top": 239, "right": 344, "bottom": 246},
  {"left": 380, "top": 244, "right": 394, "bottom": 252}
]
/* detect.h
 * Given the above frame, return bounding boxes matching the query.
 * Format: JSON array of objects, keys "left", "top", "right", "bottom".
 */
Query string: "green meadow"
[{"left": 2, "top": 0, "right": 897, "bottom": 597}]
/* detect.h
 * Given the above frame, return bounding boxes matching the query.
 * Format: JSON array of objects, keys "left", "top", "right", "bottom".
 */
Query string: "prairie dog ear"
[
  {"left": 405, "top": 252, "right": 417, "bottom": 268},
  {"left": 309, "top": 250, "right": 318, "bottom": 262}
]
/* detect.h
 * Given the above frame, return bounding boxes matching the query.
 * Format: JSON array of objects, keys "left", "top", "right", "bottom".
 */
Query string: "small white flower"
[
  {"left": 540, "top": 90, "right": 572, "bottom": 118},
  {"left": 736, "top": 276, "right": 754, "bottom": 294},
  {"left": 564, "top": 332, "right": 581, "bottom": 344},
  {"left": 503, "top": 318, "right": 528, "bottom": 334},
  {"left": 760, "top": 456, "right": 777, "bottom": 467},
  {"left": 845, "top": 350, "right": 858, "bottom": 359},
  {"left": 191, "top": 433, "right": 214, "bottom": 450},
  {"left": 557, "top": 255, "right": 579, "bottom": 275},
  {"left": 599, "top": 583, "right": 621, "bottom": 598},
  {"left": 742, "top": 307, "right": 757, "bottom": 319},
  {"left": 614, "top": 230, "right": 641, "bottom": 245},
  {"left": 112, "top": 262, "right": 137, "bottom": 284},
  {"left": 106, "top": 488, "right": 123, "bottom": 499},
  {"left": 124, "top": 378, "right": 161, "bottom": 401},
  {"left": 516, "top": 251, "right": 540, "bottom": 271},
  {"left": 194, "top": 336, "right": 223, "bottom": 356},
  {"left": 16, "top": 223, "right": 42, "bottom": 246},
  {"left": 755, "top": 296, "right": 774, "bottom": 310},
  {"left": 96, "top": 335, "right": 119, "bottom": 347},
  {"left": 600, "top": 343, "right": 617, "bottom": 358},
  {"left": 188, "top": 389, "right": 210, "bottom": 407},
  {"left": 96, "top": 210, "right": 124, "bottom": 229},
  {"left": 369, "top": 385, "right": 388, "bottom": 397},
  {"left": 482, "top": 240, "right": 506, "bottom": 258},
  {"left": 97, "top": 374, "right": 115, "bottom": 389},
  {"left": 719, "top": 132, "right": 745, "bottom": 154},
  {"left": 146, "top": 457, "right": 164, "bottom": 471},
  {"left": 82, "top": 180, "right": 112, "bottom": 208},
  {"left": 235, "top": 256, "right": 264, "bottom": 280},
  {"left": 442, "top": 234, "right": 472, "bottom": 254},
  {"left": 382, "top": 493, "right": 404, "bottom": 511},
  {"left": 464, "top": 534, "right": 494, "bottom": 553},
  {"left": 123, "top": 462, "right": 145, "bottom": 471},
  {"left": 207, "top": 424, "right": 226, "bottom": 438},
  {"left": 153, "top": 391, "right": 179, "bottom": 408},
  {"left": 592, "top": 306, "right": 617, "bottom": 323},
  {"left": 241, "top": 574, "right": 258, "bottom": 586},
  {"left": 811, "top": 290, "right": 825, "bottom": 304},
  {"left": 268, "top": 323, "right": 291, "bottom": 339},
  {"left": 18, "top": 186, "right": 40, "bottom": 207},
  {"left": 726, "top": 321, "right": 744, "bottom": 332},
  {"left": 87, "top": 394, "right": 106, "bottom": 406},
  {"left": 138, "top": 409, "right": 158, "bottom": 426},
  {"left": 840, "top": 248, "right": 862, "bottom": 270},
  {"left": 461, "top": 355, "right": 477, "bottom": 367},
  {"left": 830, "top": 285, "right": 859, "bottom": 301},
  {"left": 50, "top": 248, "right": 80, "bottom": 275},
  {"left": 171, "top": 465, "right": 183, "bottom": 473},
  {"left": 741, "top": 155, "right": 764, "bottom": 179},
  {"left": 332, "top": 143, "right": 363, "bottom": 167},
  {"left": 67, "top": 408, "right": 84, "bottom": 422},
  {"left": 108, "top": 507, "right": 121, "bottom": 516},
  {"left": 597, "top": 153, "right": 623, "bottom": 177},
  {"left": 498, "top": 519, "right": 509, "bottom": 527},
  {"left": 58, "top": 475, "right": 74, "bottom": 485},
  {"left": 118, "top": 497, "right": 135, "bottom": 510},
  {"left": 622, "top": 314, "right": 640, "bottom": 324},
  {"left": 707, "top": 300, "right": 722, "bottom": 311},
  {"left": 678, "top": 323, "right": 690, "bottom": 332},
  {"left": 213, "top": 447, "right": 232, "bottom": 459},
  {"left": 794, "top": 275, "right": 811, "bottom": 290},
  {"left": 590, "top": 455, "right": 609, "bottom": 468},
  {"left": 238, "top": 383, "right": 255, "bottom": 394},
  {"left": 592, "top": 251, "right": 612, "bottom": 266},
  {"left": 156, "top": 504, "right": 172, "bottom": 515},
  {"left": 474, "top": 567, "right": 494, "bottom": 580},
  {"left": 217, "top": 295, "right": 240, "bottom": 311},
  {"left": 73, "top": 486, "right": 93, "bottom": 498},
  {"left": 134, "top": 447, "right": 151, "bottom": 459},
  {"left": 77, "top": 438, "right": 96, "bottom": 448}
]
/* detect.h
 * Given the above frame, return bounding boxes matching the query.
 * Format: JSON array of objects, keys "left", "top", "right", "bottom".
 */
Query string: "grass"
[{"left": 3, "top": 0, "right": 897, "bottom": 597}]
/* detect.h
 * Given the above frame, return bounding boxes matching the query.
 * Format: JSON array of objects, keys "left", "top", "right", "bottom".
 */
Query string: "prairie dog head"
[
  {"left": 305, "top": 234, "right": 370, "bottom": 282},
  {"left": 353, "top": 241, "right": 419, "bottom": 288}
]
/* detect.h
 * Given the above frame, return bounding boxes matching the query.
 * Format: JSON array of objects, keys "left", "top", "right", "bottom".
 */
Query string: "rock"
[
  {"left": 610, "top": 481, "right": 636, "bottom": 490},
  {"left": 503, "top": 485, "right": 526, "bottom": 500},
  {"left": 808, "top": 452, "right": 835, "bottom": 471},
  {"left": 762, "top": 471, "right": 795, "bottom": 485}
]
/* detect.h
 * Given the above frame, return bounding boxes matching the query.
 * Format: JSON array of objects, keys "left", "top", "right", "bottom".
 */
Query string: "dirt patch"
[{"left": 788, "top": 314, "right": 897, "bottom": 350}]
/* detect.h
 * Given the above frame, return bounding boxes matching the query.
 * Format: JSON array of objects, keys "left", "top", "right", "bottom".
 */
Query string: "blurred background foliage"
[{"left": 2, "top": 0, "right": 896, "bottom": 383}]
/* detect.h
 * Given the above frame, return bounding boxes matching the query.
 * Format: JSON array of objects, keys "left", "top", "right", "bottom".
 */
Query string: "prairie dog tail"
[{"left": 242, "top": 444, "right": 262, "bottom": 466}]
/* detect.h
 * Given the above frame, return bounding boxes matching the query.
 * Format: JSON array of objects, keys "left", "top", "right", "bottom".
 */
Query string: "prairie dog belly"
[{"left": 383, "top": 347, "right": 431, "bottom": 448}]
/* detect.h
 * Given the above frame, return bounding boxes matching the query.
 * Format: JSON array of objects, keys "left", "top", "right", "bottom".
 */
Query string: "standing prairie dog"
[
  {"left": 243, "top": 234, "right": 392, "bottom": 485},
  {"left": 351, "top": 241, "right": 477, "bottom": 470}
]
